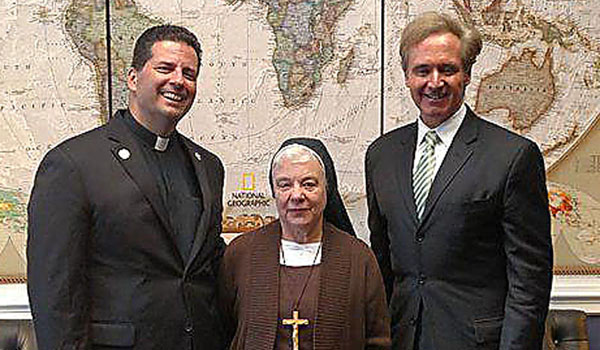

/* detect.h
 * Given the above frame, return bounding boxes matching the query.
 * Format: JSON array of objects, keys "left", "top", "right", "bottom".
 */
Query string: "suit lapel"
[
  {"left": 105, "top": 112, "right": 172, "bottom": 234},
  {"left": 397, "top": 123, "right": 419, "bottom": 226},
  {"left": 419, "top": 108, "right": 479, "bottom": 225},
  {"left": 180, "top": 137, "right": 214, "bottom": 269}
]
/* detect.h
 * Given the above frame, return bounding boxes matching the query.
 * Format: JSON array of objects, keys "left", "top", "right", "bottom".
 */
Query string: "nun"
[{"left": 219, "top": 138, "right": 390, "bottom": 350}]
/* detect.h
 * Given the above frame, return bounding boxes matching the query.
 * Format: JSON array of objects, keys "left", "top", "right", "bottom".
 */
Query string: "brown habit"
[{"left": 219, "top": 221, "right": 391, "bottom": 350}]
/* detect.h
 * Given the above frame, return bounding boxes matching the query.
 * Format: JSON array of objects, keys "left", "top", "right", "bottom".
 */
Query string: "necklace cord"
[{"left": 280, "top": 240, "right": 323, "bottom": 312}]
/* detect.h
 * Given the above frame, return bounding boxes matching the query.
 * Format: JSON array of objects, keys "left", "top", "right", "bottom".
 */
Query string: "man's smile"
[
  {"left": 423, "top": 89, "right": 448, "bottom": 101},
  {"left": 161, "top": 90, "right": 186, "bottom": 102}
]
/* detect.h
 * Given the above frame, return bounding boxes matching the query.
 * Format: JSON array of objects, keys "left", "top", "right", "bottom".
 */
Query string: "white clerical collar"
[
  {"left": 417, "top": 104, "right": 467, "bottom": 148},
  {"left": 154, "top": 136, "right": 169, "bottom": 152},
  {"left": 279, "top": 239, "right": 322, "bottom": 267}
]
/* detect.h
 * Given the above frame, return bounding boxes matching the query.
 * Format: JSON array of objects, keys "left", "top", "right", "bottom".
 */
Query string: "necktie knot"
[{"left": 423, "top": 130, "right": 440, "bottom": 147}]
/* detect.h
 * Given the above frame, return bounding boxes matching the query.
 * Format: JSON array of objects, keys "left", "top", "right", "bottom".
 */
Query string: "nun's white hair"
[{"left": 271, "top": 144, "right": 326, "bottom": 181}]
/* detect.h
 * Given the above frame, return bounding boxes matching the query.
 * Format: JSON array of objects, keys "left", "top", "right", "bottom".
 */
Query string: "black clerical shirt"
[{"left": 123, "top": 110, "right": 203, "bottom": 261}]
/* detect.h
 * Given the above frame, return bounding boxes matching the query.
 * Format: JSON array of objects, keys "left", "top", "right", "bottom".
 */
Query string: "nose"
[
  {"left": 289, "top": 184, "right": 305, "bottom": 202},
  {"left": 169, "top": 68, "right": 184, "bottom": 87},
  {"left": 427, "top": 70, "right": 444, "bottom": 88}
]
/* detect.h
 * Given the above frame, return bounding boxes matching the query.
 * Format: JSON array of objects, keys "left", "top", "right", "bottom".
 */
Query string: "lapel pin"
[
  {"left": 118, "top": 148, "right": 131, "bottom": 160},
  {"left": 194, "top": 152, "right": 201, "bottom": 161}
]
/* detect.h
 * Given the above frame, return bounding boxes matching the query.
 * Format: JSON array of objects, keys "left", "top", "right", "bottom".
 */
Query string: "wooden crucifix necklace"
[{"left": 280, "top": 238, "right": 323, "bottom": 350}]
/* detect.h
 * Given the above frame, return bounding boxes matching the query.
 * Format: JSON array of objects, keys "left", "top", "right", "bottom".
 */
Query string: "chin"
[
  {"left": 422, "top": 108, "right": 452, "bottom": 120},
  {"left": 285, "top": 218, "right": 317, "bottom": 230},
  {"left": 286, "top": 217, "right": 312, "bottom": 226},
  {"left": 163, "top": 102, "right": 190, "bottom": 114},
  {"left": 161, "top": 110, "right": 186, "bottom": 123}
]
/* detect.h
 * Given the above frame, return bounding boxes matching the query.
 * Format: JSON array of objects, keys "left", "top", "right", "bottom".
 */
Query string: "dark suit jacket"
[
  {"left": 27, "top": 110, "right": 226, "bottom": 350},
  {"left": 365, "top": 106, "right": 553, "bottom": 350}
]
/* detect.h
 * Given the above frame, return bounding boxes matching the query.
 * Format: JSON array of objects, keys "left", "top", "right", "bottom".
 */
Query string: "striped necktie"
[{"left": 413, "top": 130, "right": 440, "bottom": 220}]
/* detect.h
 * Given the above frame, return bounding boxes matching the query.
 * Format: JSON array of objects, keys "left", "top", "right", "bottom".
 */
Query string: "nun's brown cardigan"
[{"left": 218, "top": 221, "right": 391, "bottom": 350}]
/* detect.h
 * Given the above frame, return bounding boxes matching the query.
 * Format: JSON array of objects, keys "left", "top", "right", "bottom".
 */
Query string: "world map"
[{"left": 0, "top": 0, "right": 599, "bottom": 279}]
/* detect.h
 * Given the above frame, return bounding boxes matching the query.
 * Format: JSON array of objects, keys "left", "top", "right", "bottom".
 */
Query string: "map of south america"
[{"left": 65, "top": 0, "right": 160, "bottom": 120}]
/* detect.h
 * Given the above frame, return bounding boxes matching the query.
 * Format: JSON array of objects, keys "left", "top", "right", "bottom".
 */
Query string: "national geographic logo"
[
  {"left": 239, "top": 172, "right": 255, "bottom": 191},
  {"left": 227, "top": 172, "right": 272, "bottom": 208},
  {"left": 227, "top": 192, "right": 271, "bottom": 207}
]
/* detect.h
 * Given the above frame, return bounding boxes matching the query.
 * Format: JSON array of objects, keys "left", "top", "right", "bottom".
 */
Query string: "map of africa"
[{"left": 0, "top": 0, "right": 599, "bottom": 280}]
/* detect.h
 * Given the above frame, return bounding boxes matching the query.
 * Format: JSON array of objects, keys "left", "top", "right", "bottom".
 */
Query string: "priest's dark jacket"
[
  {"left": 365, "top": 106, "right": 553, "bottom": 350},
  {"left": 218, "top": 221, "right": 391, "bottom": 350},
  {"left": 27, "top": 110, "right": 226, "bottom": 350}
]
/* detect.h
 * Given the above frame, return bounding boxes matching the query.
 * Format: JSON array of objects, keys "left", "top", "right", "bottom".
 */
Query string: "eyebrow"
[
  {"left": 412, "top": 64, "right": 430, "bottom": 70},
  {"left": 153, "top": 59, "right": 175, "bottom": 66},
  {"left": 274, "top": 174, "right": 320, "bottom": 181}
]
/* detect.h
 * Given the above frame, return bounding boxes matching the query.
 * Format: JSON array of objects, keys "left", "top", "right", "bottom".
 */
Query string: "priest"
[{"left": 27, "top": 25, "right": 226, "bottom": 349}]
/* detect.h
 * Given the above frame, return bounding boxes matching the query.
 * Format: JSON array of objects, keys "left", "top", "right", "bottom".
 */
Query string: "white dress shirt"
[{"left": 413, "top": 104, "right": 467, "bottom": 179}]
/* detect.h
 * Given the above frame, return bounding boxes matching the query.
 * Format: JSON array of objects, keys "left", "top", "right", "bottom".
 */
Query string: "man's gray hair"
[{"left": 399, "top": 11, "right": 482, "bottom": 75}]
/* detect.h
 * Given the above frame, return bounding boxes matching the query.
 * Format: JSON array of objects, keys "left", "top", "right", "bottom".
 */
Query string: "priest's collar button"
[
  {"left": 117, "top": 148, "right": 131, "bottom": 160},
  {"left": 154, "top": 136, "right": 169, "bottom": 151}
]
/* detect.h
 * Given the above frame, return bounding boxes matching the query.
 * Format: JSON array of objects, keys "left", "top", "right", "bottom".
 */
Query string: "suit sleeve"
[
  {"left": 364, "top": 248, "right": 392, "bottom": 350},
  {"left": 499, "top": 141, "right": 553, "bottom": 350},
  {"left": 217, "top": 240, "right": 240, "bottom": 346},
  {"left": 210, "top": 157, "right": 226, "bottom": 278},
  {"left": 365, "top": 146, "right": 393, "bottom": 301},
  {"left": 27, "top": 147, "right": 92, "bottom": 350}
]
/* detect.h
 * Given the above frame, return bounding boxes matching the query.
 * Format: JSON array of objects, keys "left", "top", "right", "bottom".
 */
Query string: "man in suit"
[
  {"left": 365, "top": 12, "right": 553, "bottom": 350},
  {"left": 27, "top": 25, "right": 226, "bottom": 349}
]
